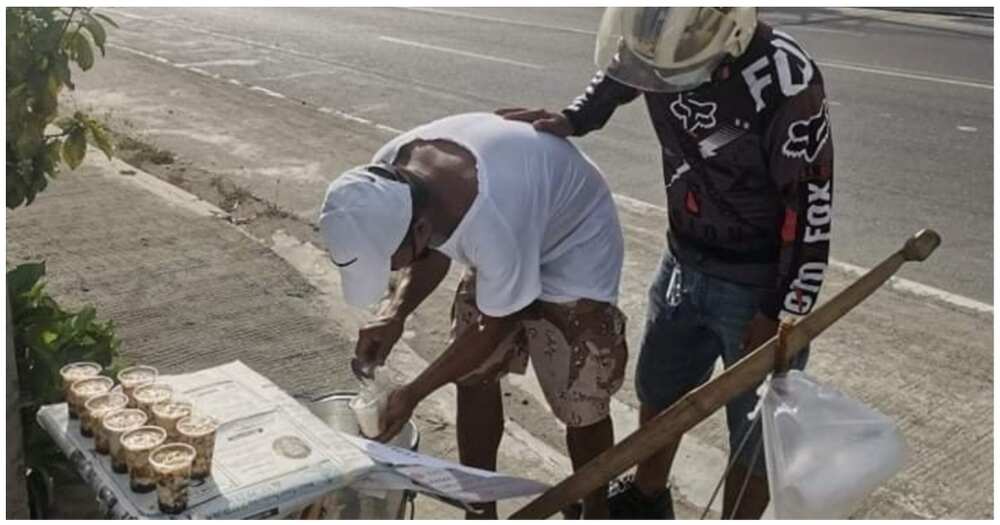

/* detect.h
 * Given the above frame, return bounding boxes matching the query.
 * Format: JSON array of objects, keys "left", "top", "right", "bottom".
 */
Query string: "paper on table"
[
  {"left": 397, "top": 465, "right": 550, "bottom": 502},
  {"left": 342, "top": 433, "right": 549, "bottom": 503}
]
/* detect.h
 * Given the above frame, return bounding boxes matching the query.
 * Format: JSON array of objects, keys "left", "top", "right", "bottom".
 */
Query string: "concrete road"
[
  {"left": 96, "top": 6, "right": 992, "bottom": 303},
  {"left": 67, "top": 7, "right": 993, "bottom": 519}
]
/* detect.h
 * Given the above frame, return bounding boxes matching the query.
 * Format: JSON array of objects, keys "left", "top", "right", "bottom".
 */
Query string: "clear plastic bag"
[{"left": 761, "top": 370, "right": 907, "bottom": 519}]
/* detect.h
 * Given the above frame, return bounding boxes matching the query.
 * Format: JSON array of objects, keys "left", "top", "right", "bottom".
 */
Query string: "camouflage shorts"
[{"left": 451, "top": 272, "right": 628, "bottom": 428}]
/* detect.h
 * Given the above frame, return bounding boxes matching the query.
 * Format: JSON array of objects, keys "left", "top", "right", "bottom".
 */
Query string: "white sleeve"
[{"left": 472, "top": 216, "right": 541, "bottom": 318}]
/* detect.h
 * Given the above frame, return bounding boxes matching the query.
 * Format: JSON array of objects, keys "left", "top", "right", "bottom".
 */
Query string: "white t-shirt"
[{"left": 372, "top": 113, "right": 624, "bottom": 317}]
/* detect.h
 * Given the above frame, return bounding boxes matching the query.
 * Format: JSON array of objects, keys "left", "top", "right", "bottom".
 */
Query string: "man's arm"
[
  {"left": 380, "top": 249, "right": 451, "bottom": 321},
  {"left": 376, "top": 312, "right": 514, "bottom": 441},
  {"left": 355, "top": 250, "right": 451, "bottom": 367},
  {"left": 741, "top": 82, "right": 833, "bottom": 352},
  {"left": 561, "top": 71, "right": 641, "bottom": 136},
  {"left": 497, "top": 70, "right": 640, "bottom": 138},
  {"left": 763, "top": 83, "right": 834, "bottom": 321}
]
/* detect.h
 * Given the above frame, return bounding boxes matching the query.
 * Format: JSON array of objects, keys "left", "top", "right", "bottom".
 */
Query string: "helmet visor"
[{"left": 595, "top": 7, "right": 748, "bottom": 92}]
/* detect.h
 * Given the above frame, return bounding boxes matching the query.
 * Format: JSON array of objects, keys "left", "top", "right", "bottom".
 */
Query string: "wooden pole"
[{"left": 510, "top": 229, "right": 941, "bottom": 520}]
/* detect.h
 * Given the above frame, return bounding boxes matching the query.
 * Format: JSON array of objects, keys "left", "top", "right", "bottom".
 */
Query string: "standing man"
[
  {"left": 319, "top": 112, "right": 628, "bottom": 518},
  {"left": 501, "top": 7, "right": 833, "bottom": 519}
]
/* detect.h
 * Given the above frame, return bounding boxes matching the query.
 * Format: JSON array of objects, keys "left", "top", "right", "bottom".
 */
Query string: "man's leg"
[
  {"left": 632, "top": 402, "right": 681, "bottom": 497},
  {"left": 456, "top": 381, "right": 504, "bottom": 519},
  {"left": 566, "top": 416, "right": 614, "bottom": 519},
  {"left": 707, "top": 277, "right": 816, "bottom": 519},
  {"left": 617, "top": 254, "right": 716, "bottom": 517},
  {"left": 449, "top": 271, "right": 521, "bottom": 519},
  {"left": 526, "top": 299, "right": 629, "bottom": 519}
]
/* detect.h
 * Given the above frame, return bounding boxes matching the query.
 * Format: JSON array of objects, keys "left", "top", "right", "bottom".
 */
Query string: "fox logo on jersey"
[
  {"left": 670, "top": 95, "right": 717, "bottom": 133},
  {"left": 782, "top": 102, "right": 830, "bottom": 163}
]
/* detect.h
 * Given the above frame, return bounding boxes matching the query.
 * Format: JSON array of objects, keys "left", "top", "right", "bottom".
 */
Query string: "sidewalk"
[{"left": 5, "top": 152, "right": 567, "bottom": 519}]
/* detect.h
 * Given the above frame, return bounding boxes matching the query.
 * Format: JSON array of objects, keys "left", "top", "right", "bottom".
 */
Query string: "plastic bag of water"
[{"left": 761, "top": 370, "right": 907, "bottom": 519}]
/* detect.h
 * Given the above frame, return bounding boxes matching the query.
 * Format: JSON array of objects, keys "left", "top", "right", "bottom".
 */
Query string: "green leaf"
[
  {"left": 72, "top": 32, "right": 94, "bottom": 71},
  {"left": 92, "top": 11, "right": 119, "bottom": 29},
  {"left": 84, "top": 119, "right": 114, "bottom": 159},
  {"left": 41, "top": 330, "right": 59, "bottom": 346},
  {"left": 7, "top": 262, "right": 47, "bottom": 297},
  {"left": 81, "top": 12, "right": 107, "bottom": 55},
  {"left": 62, "top": 127, "right": 87, "bottom": 169}
]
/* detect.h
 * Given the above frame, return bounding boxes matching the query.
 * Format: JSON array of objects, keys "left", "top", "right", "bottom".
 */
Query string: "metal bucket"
[{"left": 305, "top": 392, "right": 419, "bottom": 520}]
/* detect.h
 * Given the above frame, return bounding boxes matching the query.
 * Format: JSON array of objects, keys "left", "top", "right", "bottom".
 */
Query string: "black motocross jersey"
[{"left": 563, "top": 22, "right": 833, "bottom": 320}]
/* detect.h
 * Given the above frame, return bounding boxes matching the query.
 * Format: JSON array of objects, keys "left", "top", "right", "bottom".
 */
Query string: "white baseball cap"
[{"left": 319, "top": 165, "right": 412, "bottom": 308}]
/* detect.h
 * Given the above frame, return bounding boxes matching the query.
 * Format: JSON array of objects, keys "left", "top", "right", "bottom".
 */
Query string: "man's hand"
[
  {"left": 740, "top": 312, "right": 779, "bottom": 356},
  {"left": 375, "top": 386, "right": 418, "bottom": 443},
  {"left": 496, "top": 107, "right": 574, "bottom": 137},
  {"left": 355, "top": 316, "right": 404, "bottom": 374}
]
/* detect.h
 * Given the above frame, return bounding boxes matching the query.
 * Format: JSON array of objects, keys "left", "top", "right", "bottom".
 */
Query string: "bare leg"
[
  {"left": 723, "top": 462, "right": 769, "bottom": 519},
  {"left": 456, "top": 382, "right": 504, "bottom": 519},
  {"left": 633, "top": 402, "right": 681, "bottom": 497},
  {"left": 565, "top": 416, "right": 614, "bottom": 519}
]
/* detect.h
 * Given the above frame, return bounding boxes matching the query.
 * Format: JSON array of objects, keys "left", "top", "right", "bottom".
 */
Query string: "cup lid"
[
  {"left": 177, "top": 414, "right": 218, "bottom": 435},
  {"left": 121, "top": 425, "right": 167, "bottom": 449},
  {"left": 117, "top": 365, "right": 158, "bottom": 383},
  {"left": 149, "top": 443, "right": 197, "bottom": 468},
  {"left": 60, "top": 361, "right": 102, "bottom": 378},
  {"left": 152, "top": 400, "right": 193, "bottom": 417},
  {"left": 71, "top": 375, "right": 114, "bottom": 395},
  {"left": 102, "top": 409, "right": 148, "bottom": 430},
  {"left": 133, "top": 382, "right": 173, "bottom": 401},
  {"left": 85, "top": 392, "right": 129, "bottom": 412}
]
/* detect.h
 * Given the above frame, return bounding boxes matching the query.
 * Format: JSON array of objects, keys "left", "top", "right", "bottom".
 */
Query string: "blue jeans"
[{"left": 635, "top": 249, "right": 808, "bottom": 475}]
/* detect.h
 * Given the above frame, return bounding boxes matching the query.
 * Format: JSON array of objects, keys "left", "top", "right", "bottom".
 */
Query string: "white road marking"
[
  {"left": 831, "top": 259, "right": 994, "bottom": 314},
  {"left": 186, "top": 66, "right": 212, "bottom": 77},
  {"left": 398, "top": 6, "right": 599, "bottom": 36},
  {"left": 402, "top": 7, "right": 857, "bottom": 38},
  {"left": 111, "top": 42, "right": 993, "bottom": 316},
  {"left": 378, "top": 35, "right": 544, "bottom": 70},
  {"left": 957, "top": 125, "right": 979, "bottom": 132},
  {"left": 816, "top": 59, "right": 993, "bottom": 90},
  {"left": 257, "top": 70, "right": 338, "bottom": 82},
  {"left": 108, "top": 6, "right": 992, "bottom": 94},
  {"left": 248, "top": 86, "right": 287, "bottom": 99},
  {"left": 395, "top": 6, "right": 990, "bottom": 90},
  {"left": 174, "top": 58, "right": 260, "bottom": 68}
]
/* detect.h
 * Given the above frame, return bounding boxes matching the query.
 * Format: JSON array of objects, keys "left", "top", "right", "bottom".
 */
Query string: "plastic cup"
[
  {"left": 85, "top": 393, "right": 129, "bottom": 453},
  {"left": 102, "top": 409, "right": 148, "bottom": 473},
  {"left": 349, "top": 392, "right": 386, "bottom": 438},
  {"left": 149, "top": 443, "right": 197, "bottom": 515},
  {"left": 70, "top": 376, "right": 114, "bottom": 434},
  {"left": 152, "top": 401, "right": 193, "bottom": 440},
  {"left": 133, "top": 383, "right": 173, "bottom": 419},
  {"left": 117, "top": 365, "right": 158, "bottom": 408},
  {"left": 176, "top": 415, "right": 218, "bottom": 479},
  {"left": 59, "top": 362, "right": 102, "bottom": 418},
  {"left": 121, "top": 426, "right": 168, "bottom": 493}
]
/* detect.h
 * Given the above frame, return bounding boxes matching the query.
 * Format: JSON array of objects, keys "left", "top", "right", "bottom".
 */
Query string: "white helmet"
[{"left": 595, "top": 7, "right": 757, "bottom": 92}]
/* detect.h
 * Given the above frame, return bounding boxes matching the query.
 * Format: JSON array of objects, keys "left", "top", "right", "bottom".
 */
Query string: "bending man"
[{"left": 319, "top": 112, "right": 628, "bottom": 519}]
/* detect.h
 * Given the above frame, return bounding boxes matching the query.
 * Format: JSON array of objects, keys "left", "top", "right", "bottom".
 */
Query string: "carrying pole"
[{"left": 510, "top": 229, "right": 940, "bottom": 520}]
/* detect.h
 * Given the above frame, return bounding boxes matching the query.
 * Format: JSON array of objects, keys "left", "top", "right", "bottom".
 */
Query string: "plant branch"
[{"left": 55, "top": 7, "right": 79, "bottom": 53}]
